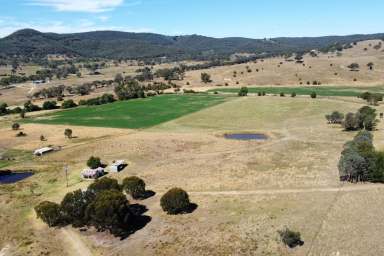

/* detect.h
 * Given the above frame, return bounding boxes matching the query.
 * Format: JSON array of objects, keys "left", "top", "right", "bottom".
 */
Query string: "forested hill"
[{"left": 1, "top": 29, "right": 383, "bottom": 60}]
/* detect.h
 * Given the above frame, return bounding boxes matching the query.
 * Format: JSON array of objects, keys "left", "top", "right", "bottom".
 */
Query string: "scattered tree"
[
  {"left": 87, "top": 156, "right": 102, "bottom": 169},
  {"left": 201, "top": 73, "right": 212, "bottom": 83},
  {"left": 160, "top": 188, "right": 191, "bottom": 215},
  {"left": 64, "top": 128, "right": 73, "bottom": 139},
  {"left": 238, "top": 87, "right": 248, "bottom": 96},
  {"left": 278, "top": 228, "right": 304, "bottom": 248},
  {"left": 12, "top": 123, "right": 20, "bottom": 130}
]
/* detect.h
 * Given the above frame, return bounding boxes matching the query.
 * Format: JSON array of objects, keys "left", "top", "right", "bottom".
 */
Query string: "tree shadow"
[
  {"left": 129, "top": 204, "right": 148, "bottom": 216},
  {"left": 183, "top": 203, "right": 198, "bottom": 214},
  {"left": 138, "top": 190, "right": 156, "bottom": 200},
  {"left": 120, "top": 215, "right": 151, "bottom": 240}
]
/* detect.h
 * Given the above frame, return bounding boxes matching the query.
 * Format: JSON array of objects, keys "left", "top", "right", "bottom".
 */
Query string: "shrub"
[
  {"left": 278, "top": 228, "right": 304, "bottom": 248},
  {"left": 325, "top": 111, "right": 344, "bottom": 124},
  {"left": 238, "top": 87, "right": 248, "bottom": 97},
  {"left": 87, "top": 156, "right": 102, "bottom": 169},
  {"left": 291, "top": 92, "right": 296, "bottom": 97},
  {"left": 12, "top": 123, "right": 20, "bottom": 130},
  {"left": 24, "top": 100, "right": 41, "bottom": 112},
  {"left": 280, "top": 92, "right": 285, "bottom": 97},
  {"left": 160, "top": 188, "right": 190, "bottom": 215},
  {"left": 122, "top": 176, "right": 146, "bottom": 199},
  {"left": 35, "top": 201, "right": 63, "bottom": 227},
  {"left": 310, "top": 92, "right": 317, "bottom": 98},
  {"left": 61, "top": 99, "right": 77, "bottom": 109},
  {"left": 42, "top": 101, "right": 57, "bottom": 110}
]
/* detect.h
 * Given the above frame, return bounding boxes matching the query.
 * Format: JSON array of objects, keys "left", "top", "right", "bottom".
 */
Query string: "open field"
[
  {"left": 210, "top": 85, "right": 384, "bottom": 97},
  {"left": 26, "top": 94, "right": 229, "bottom": 129},
  {"left": 182, "top": 40, "right": 384, "bottom": 88},
  {"left": 2, "top": 94, "right": 384, "bottom": 255}
]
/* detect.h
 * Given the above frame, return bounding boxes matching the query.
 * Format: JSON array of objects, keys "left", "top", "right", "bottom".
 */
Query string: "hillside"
[{"left": 0, "top": 29, "right": 384, "bottom": 59}]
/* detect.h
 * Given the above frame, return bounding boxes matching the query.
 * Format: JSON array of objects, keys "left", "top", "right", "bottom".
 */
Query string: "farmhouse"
[
  {"left": 33, "top": 147, "right": 53, "bottom": 156},
  {"left": 81, "top": 167, "right": 105, "bottom": 179},
  {"left": 109, "top": 160, "right": 126, "bottom": 173}
]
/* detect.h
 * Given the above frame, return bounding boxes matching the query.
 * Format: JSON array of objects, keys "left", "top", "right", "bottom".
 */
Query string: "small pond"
[
  {"left": 0, "top": 171, "right": 34, "bottom": 184},
  {"left": 224, "top": 133, "right": 268, "bottom": 141}
]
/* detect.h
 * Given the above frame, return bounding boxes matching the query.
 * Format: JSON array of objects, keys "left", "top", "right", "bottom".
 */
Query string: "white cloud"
[
  {"left": 0, "top": 17, "right": 153, "bottom": 37},
  {"left": 98, "top": 16, "right": 110, "bottom": 22},
  {"left": 27, "top": 0, "right": 125, "bottom": 13}
]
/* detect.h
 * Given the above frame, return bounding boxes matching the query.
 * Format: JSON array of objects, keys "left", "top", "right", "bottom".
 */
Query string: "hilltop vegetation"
[{"left": 1, "top": 29, "right": 384, "bottom": 60}]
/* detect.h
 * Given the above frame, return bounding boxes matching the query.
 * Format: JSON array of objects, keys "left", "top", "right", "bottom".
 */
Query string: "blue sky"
[{"left": 0, "top": 0, "right": 383, "bottom": 38}]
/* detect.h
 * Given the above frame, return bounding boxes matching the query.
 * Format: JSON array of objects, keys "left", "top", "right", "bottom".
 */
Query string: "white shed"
[
  {"left": 109, "top": 160, "right": 126, "bottom": 173},
  {"left": 33, "top": 147, "right": 54, "bottom": 156}
]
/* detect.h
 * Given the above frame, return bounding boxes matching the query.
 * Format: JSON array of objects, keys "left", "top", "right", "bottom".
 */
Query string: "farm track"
[
  {"left": 61, "top": 228, "right": 93, "bottom": 256},
  {"left": 188, "top": 183, "right": 384, "bottom": 196}
]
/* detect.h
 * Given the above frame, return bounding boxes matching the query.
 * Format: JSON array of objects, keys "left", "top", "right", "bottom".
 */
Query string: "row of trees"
[
  {"left": 326, "top": 106, "right": 379, "bottom": 131},
  {"left": 358, "top": 92, "right": 383, "bottom": 106}
]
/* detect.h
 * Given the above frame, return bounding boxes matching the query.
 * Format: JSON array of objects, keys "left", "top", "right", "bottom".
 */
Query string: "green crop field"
[
  {"left": 209, "top": 86, "right": 384, "bottom": 97},
  {"left": 27, "top": 94, "right": 229, "bottom": 129}
]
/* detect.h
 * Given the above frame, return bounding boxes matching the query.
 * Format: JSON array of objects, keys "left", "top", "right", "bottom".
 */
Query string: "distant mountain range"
[{"left": 0, "top": 29, "right": 383, "bottom": 60}]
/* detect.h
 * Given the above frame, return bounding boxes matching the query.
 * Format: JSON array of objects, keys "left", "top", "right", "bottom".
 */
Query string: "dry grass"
[{"left": 1, "top": 42, "right": 384, "bottom": 255}]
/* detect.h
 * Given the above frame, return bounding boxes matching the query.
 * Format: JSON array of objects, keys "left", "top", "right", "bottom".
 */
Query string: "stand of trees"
[
  {"left": 358, "top": 92, "right": 383, "bottom": 106},
  {"left": 327, "top": 106, "right": 378, "bottom": 132},
  {"left": 35, "top": 176, "right": 196, "bottom": 238},
  {"left": 338, "top": 131, "right": 384, "bottom": 182},
  {"left": 114, "top": 79, "right": 145, "bottom": 100},
  {"left": 35, "top": 177, "right": 151, "bottom": 238}
]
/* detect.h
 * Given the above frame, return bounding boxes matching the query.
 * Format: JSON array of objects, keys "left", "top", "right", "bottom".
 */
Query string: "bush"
[
  {"left": 280, "top": 92, "right": 285, "bottom": 97},
  {"left": 325, "top": 111, "right": 344, "bottom": 124},
  {"left": 12, "top": 123, "right": 20, "bottom": 130},
  {"left": 61, "top": 99, "right": 77, "bottom": 109},
  {"left": 238, "top": 87, "right": 248, "bottom": 97},
  {"left": 24, "top": 100, "right": 41, "bottom": 112},
  {"left": 278, "top": 228, "right": 304, "bottom": 248},
  {"left": 291, "top": 92, "right": 296, "bottom": 97},
  {"left": 87, "top": 156, "right": 102, "bottom": 169},
  {"left": 122, "top": 176, "right": 146, "bottom": 199},
  {"left": 160, "top": 188, "right": 190, "bottom": 215},
  {"left": 42, "top": 100, "right": 57, "bottom": 110},
  {"left": 310, "top": 92, "right": 317, "bottom": 98},
  {"left": 35, "top": 201, "right": 63, "bottom": 227}
]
